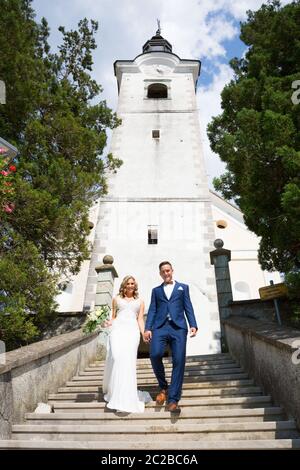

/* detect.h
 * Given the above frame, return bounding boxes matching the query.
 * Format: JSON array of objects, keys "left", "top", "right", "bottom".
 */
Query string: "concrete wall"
[
  {"left": 229, "top": 298, "right": 293, "bottom": 324},
  {"left": 55, "top": 202, "right": 100, "bottom": 312},
  {"left": 0, "top": 329, "right": 106, "bottom": 439},
  {"left": 223, "top": 317, "right": 300, "bottom": 428},
  {"left": 210, "top": 197, "right": 281, "bottom": 300}
]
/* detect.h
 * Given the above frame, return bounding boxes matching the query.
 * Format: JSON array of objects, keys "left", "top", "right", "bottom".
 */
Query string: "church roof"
[
  {"left": 142, "top": 30, "right": 173, "bottom": 54},
  {"left": 209, "top": 189, "right": 245, "bottom": 225}
]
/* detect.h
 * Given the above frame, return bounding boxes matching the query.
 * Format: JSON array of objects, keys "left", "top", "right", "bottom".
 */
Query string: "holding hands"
[{"left": 143, "top": 330, "right": 152, "bottom": 343}]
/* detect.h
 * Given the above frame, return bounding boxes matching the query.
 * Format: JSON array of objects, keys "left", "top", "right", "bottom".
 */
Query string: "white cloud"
[
  {"left": 198, "top": 62, "right": 234, "bottom": 186},
  {"left": 32, "top": 0, "right": 293, "bottom": 185}
]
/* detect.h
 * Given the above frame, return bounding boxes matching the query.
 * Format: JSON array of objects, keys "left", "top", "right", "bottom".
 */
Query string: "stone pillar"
[
  {"left": 94, "top": 255, "right": 118, "bottom": 313},
  {"left": 94, "top": 255, "right": 118, "bottom": 360},
  {"left": 210, "top": 239, "right": 233, "bottom": 350}
]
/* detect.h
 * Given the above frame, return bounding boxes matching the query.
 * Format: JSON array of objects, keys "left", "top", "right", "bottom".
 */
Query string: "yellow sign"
[{"left": 259, "top": 283, "right": 288, "bottom": 301}]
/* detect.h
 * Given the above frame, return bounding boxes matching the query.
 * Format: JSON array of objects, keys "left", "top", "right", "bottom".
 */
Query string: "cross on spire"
[
  {"left": 156, "top": 19, "right": 161, "bottom": 35},
  {"left": 142, "top": 21, "right": 172, "bottom": 54}
]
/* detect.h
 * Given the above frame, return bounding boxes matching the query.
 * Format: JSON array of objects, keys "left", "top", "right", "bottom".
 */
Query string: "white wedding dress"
[{"left": 102, "top": 296, "right": 152, "bottom": 413}]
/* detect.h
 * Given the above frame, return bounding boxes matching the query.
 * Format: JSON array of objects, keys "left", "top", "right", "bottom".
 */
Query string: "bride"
[{"left": 102, "top": 275, "right": 152, "bottom": 413}]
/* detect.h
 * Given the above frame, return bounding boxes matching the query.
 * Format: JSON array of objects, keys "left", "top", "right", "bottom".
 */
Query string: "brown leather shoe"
[
  {"left": 156, "top": 389, "right": 167, "bottom": 405},
  {"left": 167, "top": 402, "right": 181, "bottom": 413}
]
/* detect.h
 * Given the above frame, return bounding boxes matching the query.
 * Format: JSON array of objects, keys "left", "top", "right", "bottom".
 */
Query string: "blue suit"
[{"left": 145, "top": 281, "right": 198, "bottom": 404}]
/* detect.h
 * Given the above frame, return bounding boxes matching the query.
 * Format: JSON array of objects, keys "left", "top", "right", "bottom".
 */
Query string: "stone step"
[
  {"left": 92, "top": 353, "right": 232, "bottom": 366},
  {"left": 74, "top": 374, "right": 250, "bottom": 385},
  {"left": 56, "top": 386, "right": 262, "bottom": 399},
  {"left": 2, "top": 439, "right": 300, "bottom": 450},
  {"left": 84, "top": 365, "right": 242, "bottom": 376},
  {"left": 88, "top": 361, "right": 238, "bottom": 372},
  {"left": 25, "top": 407, "right": 284, "bottom": 425},
  {"left": 12, "top": 420, "right": 298, "bottom": 441},
  {"left": 49, "top": 395, "right": 273, "bottom": 409},
  {"left": 68, "top": 378, "right": 255, "bottom": 389},
  {"left": 93, "top": 355, "right": 235, "bottom": 364},
  {"left": 2, "top": 351, "right": 297, "bottom": 451}
]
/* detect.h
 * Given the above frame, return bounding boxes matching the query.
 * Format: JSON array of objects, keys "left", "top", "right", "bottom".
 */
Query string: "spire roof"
[{"left": 142, "top": 23, "right": 173, "bottom": 54}]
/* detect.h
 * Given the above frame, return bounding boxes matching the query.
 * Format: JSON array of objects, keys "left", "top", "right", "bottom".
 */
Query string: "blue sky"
[{"left": 32, "top": 0, "right": 291, "bottom": 184}]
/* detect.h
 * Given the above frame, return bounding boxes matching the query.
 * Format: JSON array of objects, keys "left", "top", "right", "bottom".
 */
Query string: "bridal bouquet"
[{"left": 82, "top": 305, "right": 111, "bottom": 334}]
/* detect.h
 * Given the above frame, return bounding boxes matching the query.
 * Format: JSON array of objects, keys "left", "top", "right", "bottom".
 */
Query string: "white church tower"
[{"left": 82, "top": 28, "right": 222, "bottom": 355}]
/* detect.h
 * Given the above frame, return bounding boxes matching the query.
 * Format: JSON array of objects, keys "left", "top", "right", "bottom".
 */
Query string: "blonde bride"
[{"left": 102, "top": 276, "right": 152, "bottom": 413}]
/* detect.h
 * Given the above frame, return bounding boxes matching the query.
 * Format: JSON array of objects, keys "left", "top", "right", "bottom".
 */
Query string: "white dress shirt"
[
  {"left": 163, "top": 280, "right": 176, "bottom": 321},
  {"left": 163, "top": 280, "right": 175, "bottom": 300}
]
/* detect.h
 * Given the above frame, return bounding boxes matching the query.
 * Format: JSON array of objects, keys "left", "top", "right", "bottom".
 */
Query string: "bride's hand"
[
  {"left": 143, "top": 330, "right": 152, "bottom": 343},
  {"left": 102, "top": 319, "right": 113, "bottom": 328}
]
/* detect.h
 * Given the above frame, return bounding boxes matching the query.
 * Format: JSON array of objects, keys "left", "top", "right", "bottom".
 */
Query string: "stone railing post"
[
  {"left": 94, "top": 255, "right": 118, "bottom": 360},
  {"left": 210, "top": 239, "right": 233, "bottom": 350},
  {"left": 95, "top": 255, "right": 118, "bottom": 313}
]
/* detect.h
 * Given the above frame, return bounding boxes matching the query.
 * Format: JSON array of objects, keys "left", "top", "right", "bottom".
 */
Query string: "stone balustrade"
[
  {"left": 223, "top": 316, "right": 300, "bottom": 429},
  {"left": 0, "top": 328, "right": 106, "bottom": 439}
]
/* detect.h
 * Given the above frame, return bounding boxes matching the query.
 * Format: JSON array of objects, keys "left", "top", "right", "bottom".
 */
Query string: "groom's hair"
[{"left": 159, "top": 261, "right": 173, "bottom": 271}]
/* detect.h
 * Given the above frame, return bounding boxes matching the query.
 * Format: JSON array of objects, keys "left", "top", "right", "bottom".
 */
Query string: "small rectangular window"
[
  {"left": 148, "top": 227, "right": 158, "bottom": 244},
  {"left": 152, "top": 130, "right": 160, "bottom": 139}
]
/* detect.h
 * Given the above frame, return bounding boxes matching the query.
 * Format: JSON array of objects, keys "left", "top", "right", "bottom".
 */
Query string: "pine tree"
[
  {"left": 0, "top": 0, "right": 122, "bottom": 349},
  {"left": 208, "top": 0, "right": 300, "bottom": 305}
]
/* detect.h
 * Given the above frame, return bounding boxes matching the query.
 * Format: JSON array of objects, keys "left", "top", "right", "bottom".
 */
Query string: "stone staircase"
[{"left": 1, "top": 353, "right": 300, "bottom": 449}]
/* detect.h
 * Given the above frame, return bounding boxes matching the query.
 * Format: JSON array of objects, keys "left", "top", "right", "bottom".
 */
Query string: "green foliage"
[
  {"left": 207, "top": 0, "right": 300, "bottom": 297},
  {"left": 0, "top": 0, "right": 122, "bottom": 350},
  {"left": 0, "top": 228, "right": 59, "bottom": 350},
  {"left": 285, "top": 270, "right": 300, "bottom": 325}
]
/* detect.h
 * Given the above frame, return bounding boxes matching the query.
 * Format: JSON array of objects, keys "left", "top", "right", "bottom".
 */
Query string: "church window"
[
  {"left": 148, "top": 227, "right": 158, "bottom": 244},
  {"left": 147, "top": 83, "right": 168, "bottom": 99},
  {"left": 152, "top": 130, "right": 160, "bottom": 139}
]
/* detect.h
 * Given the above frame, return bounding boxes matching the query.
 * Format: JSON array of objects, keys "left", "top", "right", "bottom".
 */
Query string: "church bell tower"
[{"left": 84, "top": 28, "right": 221, "bottom": 355}]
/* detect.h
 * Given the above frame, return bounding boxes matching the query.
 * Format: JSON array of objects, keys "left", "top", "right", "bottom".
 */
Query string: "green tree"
[
  {"left": 207, "top": 1, "right": 300, "bottom": 300},
  {"left": 0, "top": 0, "right": 122, "bottom": 350},
  {"left": 0, "top": 230, "right": 58, "bottom": 350}
]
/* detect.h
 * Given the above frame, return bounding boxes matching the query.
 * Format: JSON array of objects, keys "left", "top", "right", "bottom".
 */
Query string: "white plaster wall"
[
  {"left": 118, "top": 72, "right": 197, "bottom": 113},
  {"left": 100, "top": 200, "right": 221, "bottom": 356},
  {"left": 55, "top": 202, "right": 100, "bottom": 312},
  {"left": 211, "top": 203, "right": 281, "bottom": 300},
  {"left": 94, "top": 54, "right": 221, "bottom": 355},
  {"left": 106, "top": 112, "right": 204, "bottom": 198}
]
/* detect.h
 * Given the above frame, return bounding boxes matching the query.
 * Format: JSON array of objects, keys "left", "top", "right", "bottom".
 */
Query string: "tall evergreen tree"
[
  {"left": 208, "top": 1, "right": 300, "bottom": 302},
  {"left": 0, "top": 0, "right": 122, "bottom": 349}
]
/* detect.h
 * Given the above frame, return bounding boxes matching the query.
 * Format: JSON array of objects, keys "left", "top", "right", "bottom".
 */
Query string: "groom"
[{"left": 143, "top": 261, "right": 198, "bottom": 412}]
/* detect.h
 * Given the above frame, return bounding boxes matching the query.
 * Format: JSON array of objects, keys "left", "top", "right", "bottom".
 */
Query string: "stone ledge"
[
  {"left": 0, "top": 329, "right": 98, "bottom": 375},
  {"left": 222, "top": 317, "right": 300, "bottom": 353},
  {"left": 229, "top": 299, "right": 262, "bottom": 306},
  {"left": 99, "top": 197, "right": 211, "bottom": 202},
  {"left": 55, "top": 311, "right": 86, "bottom": 317},
  {"left": 223, "top": 316, "right": 300, "bottom": 430}
]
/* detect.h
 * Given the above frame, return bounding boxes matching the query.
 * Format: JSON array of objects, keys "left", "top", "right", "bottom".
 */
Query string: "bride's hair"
[{"left": 119, "top": 275, "right": 139, "bottom": 299}]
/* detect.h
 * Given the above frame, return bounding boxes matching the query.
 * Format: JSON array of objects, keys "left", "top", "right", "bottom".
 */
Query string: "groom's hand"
[
  {"left": 189, "top": 327, "right": 197, "bottom": 337},
  {"left": 143, "top": 330, "right": 152, "bottom": 343}
]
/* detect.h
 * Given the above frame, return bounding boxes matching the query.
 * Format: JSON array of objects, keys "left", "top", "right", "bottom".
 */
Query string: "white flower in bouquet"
[
  {"left": 82, "top": 305, "right": 110, "bottom": 334},
  {"left": 88, "top": 311, "right": 98, "bottom": 322}
]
